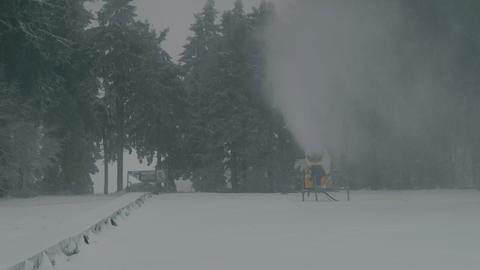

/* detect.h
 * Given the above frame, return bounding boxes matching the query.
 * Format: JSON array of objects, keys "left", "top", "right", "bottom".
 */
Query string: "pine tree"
[
  {"left": 92, "top": 0, "right": 183, "bottom": 192},
  {"left": 180, "top": 0, "right": 226, "bottom": 192},
  {"left": 0, "top": 0, "right": 95, "bottom": 195},
  {"left": 43, "top": 0, "right": 99, "bottom": 194},
  {"left": 126, "top": 25, "right": 184, "bottom": 192},
  {"left": 92, "top": 0, "right": 143, "bottom": 192},
  {"left": 179, "top": 0, "right": 296, "bottom": 192},
  {"left": 0, "top": 70, "right": 60, "bottom": 196}
]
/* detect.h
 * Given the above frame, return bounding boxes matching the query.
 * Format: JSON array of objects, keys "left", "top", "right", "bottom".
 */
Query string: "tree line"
[
  {"left": 1, "top": 0, "right": 480, "bottom": 197},
  {"left": 0, "top": 0, "right": 299, "bottom": 197}
]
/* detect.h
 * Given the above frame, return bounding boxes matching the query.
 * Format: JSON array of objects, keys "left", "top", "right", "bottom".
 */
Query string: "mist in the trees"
[
  {"left": 2, "top": 0, "right": 480, "bottom": 195},
  {"left": 266, "top": 0, "right": 480, "bottom": 188}
]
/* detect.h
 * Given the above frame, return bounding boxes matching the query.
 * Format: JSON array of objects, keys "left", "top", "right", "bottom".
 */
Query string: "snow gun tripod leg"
[{"left": 322, "top": 191, "right": 337, "bottom": 201}]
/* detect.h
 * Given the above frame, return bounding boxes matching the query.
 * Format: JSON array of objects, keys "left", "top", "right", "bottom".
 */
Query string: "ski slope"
[
  {"left": 60, "top": 190, "right": 480, "bottom": 270},
  {"left": 0, "top": 192, "right": 145, "bottom": 269}
]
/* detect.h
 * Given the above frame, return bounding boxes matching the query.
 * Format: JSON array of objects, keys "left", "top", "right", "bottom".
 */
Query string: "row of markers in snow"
[{"left": 5, "top": 193, "right": 152, "bottom": 270}]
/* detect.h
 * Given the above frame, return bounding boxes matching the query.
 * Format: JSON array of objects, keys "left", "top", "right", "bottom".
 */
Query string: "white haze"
[{"left": 266, "top": 0, "right": 450, "bottom": 158}]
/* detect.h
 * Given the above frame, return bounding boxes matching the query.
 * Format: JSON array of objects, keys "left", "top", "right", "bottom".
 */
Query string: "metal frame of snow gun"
[
  {"left": 302, "top": 184, "right": 335, "bottom": 201},
  {"left": 301, "top": 174, "right": 350, "bottom": 202},
  {"left": 301, "top": 185, "right": 350, "bottom": 201}
]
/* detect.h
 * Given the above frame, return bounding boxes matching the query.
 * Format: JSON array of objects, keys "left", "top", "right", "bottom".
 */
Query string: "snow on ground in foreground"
[
  {"left": 63, "top": 190, "right": 480, "bottom": 270},
  {"left": 0, "top": 192, "right": 145, "bottom": 268}
]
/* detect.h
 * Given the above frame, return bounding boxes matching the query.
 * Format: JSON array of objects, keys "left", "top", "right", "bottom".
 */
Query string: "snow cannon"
[{"left": 301, "top": 153, "right": 337, "bottom": 201}]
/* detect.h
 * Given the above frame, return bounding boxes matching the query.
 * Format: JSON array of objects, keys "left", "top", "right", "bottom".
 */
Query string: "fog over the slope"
[{"left": 266, "top": 0, "right": 451, "bottom": 159}]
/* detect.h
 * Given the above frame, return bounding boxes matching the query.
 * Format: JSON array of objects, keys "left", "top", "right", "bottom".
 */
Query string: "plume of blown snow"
[{"left": 265, "top": 0, "right": 451, "bottom": 159}]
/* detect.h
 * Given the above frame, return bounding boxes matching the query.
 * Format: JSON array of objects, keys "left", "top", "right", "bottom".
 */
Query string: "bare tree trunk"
[
  {"left": 19, "top": 168, "right": 25, "bottom": 191},
  {"left": 117, "top": 147, "right": 123, "bottom": 192},
  {"left": 116, "top": 97, "right": 124, "bottom": 192},
  {"left": 104, "top": 158, "right": 109, "bottom": 194},
  {"left": 241, "top": 158, "right": 247, "bottom": 192},
  {"left": 156, "top": 149, "right": 177, "bottom": 191},
  {"left": 103, "top": 134, "right": 109, "bottom": 194},
  {"left": 231, "top": 150, "right": 238, "bottom": 192},
  {"left": 472, "top": 154, "right": 480, "bottom": 190}
]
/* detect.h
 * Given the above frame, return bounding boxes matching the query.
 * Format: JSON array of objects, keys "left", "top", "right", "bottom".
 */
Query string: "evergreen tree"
[
  {"left": 92, "top": 0, "right": 144, "bottom": 192},
  {"left": 0, "top": 0, "right": 96, "bottom": 195},
  {"left": 126, "top": 26, "right": 184, "bottom": 192},
  {"left": 180, "top": 0, "right": 226, "bottom": 192},
  {"left": 43, "top": 0, "right": 99, "bottom": 194},
  {"left": 180, "top": 0, "right": 298, "bottom": 192},
  {"left": 92, "top": 0, "right": 183, "bottom": 192}
]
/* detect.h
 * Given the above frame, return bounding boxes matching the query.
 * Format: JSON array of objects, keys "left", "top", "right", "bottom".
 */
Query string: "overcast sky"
[{"left": 132, "top": 0, "right": 270, "bottom": 59}]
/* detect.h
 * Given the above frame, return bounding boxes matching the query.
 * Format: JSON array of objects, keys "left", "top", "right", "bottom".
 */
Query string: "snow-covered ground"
[
  {"left": 58, "top": 190, "right": 480, "bottom": 270},
  {"left": 0, "top": 193, "right": 145, "bottom": 269}
]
